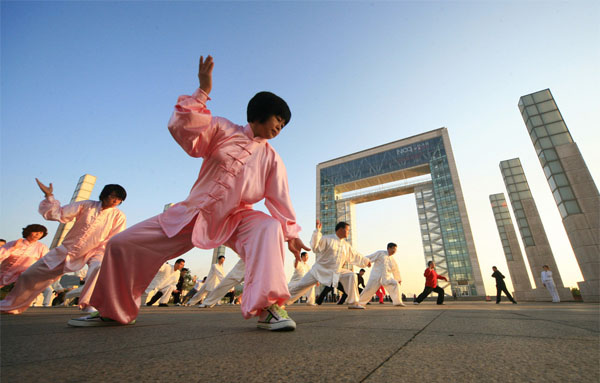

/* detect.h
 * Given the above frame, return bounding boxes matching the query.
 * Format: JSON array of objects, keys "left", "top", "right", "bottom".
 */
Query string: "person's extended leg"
[
  {"left": 496, "top": 285, "right": 502, "bottom": 303},
  {"left": 87, "top": 216, "right": 195, "bottom": 324},
  {"left": 201, "top": 259, "right": 245, "bottom": 307},
  {"left": 434, "top": 286, "right": 445, "bottom": 304},
  {"left": 226, "top": 211, "right": 290, "bottom": 319},
  {"left": 359, "top": 275, "right": 381, "bottom": 306},
  {"left": 0, "top": 256, "right": 64, "bottom": 314},
  {"left": 383, "top": 280, "right": 404, "bottom": 306},
  {"left": 338, "top": 271, "right": 360, "bottom": 306},
  {"left": 415, "top": 286, "right": 433, "bottom": 304},
  {"left": 78, "top": 256, "right": 103, "bottom": 310}
]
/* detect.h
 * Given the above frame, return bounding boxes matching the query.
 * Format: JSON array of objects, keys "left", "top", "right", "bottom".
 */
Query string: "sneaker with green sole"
[
  {"left": 67, "top": 311, "right": 136, "bottom": 327},
  {"left": 257, "top": 304, "right": 296, "bottom": 331}
]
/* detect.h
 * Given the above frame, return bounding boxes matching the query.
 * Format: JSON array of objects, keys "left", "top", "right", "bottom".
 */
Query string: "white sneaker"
[
  {"left": 413, "top": 301, "right": 420, "bottom": 305},
  {"left": 394, "top": 303, "right": 406, "bottom": 307},
  {"left": 257, "top": 304, "right": 296, "bottom": 331},
  {"left": 67, "top": 311, "right": 136, "bottom": 327},
  {"left": 81, "top": 306, "right": 98, "bottom": 313},
  {"left": 348, "top": 304, "right": 365, "bottom": 309},
  {"left": 306, "top": 303, "right": 317, "bottom": 306}
]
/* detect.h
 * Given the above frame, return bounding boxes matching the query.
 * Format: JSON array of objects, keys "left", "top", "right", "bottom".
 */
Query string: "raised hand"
[
  {"left": 288, "top": 237, "right": 311, "bottom": 263},
  {"left": 316, "top": 219, "right": 322, "bottom": 231},
  {"left": 35, "top": 178, "right": 53, "bottom": 197},
  {"left": 198, "top": 55, "right": 214, "bottom": 95}
]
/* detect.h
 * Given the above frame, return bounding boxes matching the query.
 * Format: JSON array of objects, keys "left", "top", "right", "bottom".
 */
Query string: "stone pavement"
[{"left": 1, "top": 301, "right": 598, "bottom": 382}]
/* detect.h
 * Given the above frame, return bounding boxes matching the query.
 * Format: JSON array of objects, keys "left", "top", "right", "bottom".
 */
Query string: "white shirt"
[
  {"left": 541, "top": 270, "right": 555, "bottom": 284},
  {"left": 203, "top": 263, "right": 225, "bottom": 291},
  {"left": 366, "top": 250, "right": 401, "bottom": 283},
  {"left": 289, "top": 260, "right": 310, "bottom": 285},
  {"left": 147, "top": 263, "right": 181, "bottom": 291},
  {"left": 309, "top": 230, "right": 370, "bottom": 287}
]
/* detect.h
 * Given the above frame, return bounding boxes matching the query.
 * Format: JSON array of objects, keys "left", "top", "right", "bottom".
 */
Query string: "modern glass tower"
[
  {"left": 499, "top": 158, "right": 572, "bottom": 301},
  {"left": 316, "top": 128, "right": 485, "bottom": 296},
  {"left": 518, "top": 89, "right": 599, "bottom": 302},
  {"left": 50, "top": 174, "right": 97, "bottom": 248},
  {"left": 489, "top": 193, "right": 534, "bottom": 301}
]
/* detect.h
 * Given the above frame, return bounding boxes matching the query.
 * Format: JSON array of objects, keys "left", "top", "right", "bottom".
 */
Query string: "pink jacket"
[
  {"left": 158, "top": 88, "right": 301, "bottom": 248},
  {"left": 0, "top": 240, "right": 49, "bottom": 286},
  {"left": 39, "top": 197, "right": 126, "bottom": 272}
]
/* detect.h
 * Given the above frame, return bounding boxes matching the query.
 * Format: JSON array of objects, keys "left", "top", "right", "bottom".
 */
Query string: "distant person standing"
[
  {"left": 188, "top": 255, "right": 225, "bottom": 305},
  {"left": 491, "top": 266, "right": 517, "bottom": 304},
  {"left": 357, "top": 269, "right": 366, "bottom": 294},
  {"left": 172, "top": 268, "right": 189, "bottom": 305},
  {"left": 414, "top": 261, "right": 448, "bottom": 305},
  {"left": 541, "top": 265, "right": 560, "bottom": 303}
]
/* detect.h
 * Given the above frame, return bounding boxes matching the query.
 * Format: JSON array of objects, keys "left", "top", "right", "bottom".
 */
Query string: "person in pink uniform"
[
  {"left": 1, "top": 224, "right": 49, "bottom": 287},
  {"left": 70, "top": 55, "right": 309, "bottom": 331},
  {"left": 0, "top": 181, "right": 127, "bottom": 314}
]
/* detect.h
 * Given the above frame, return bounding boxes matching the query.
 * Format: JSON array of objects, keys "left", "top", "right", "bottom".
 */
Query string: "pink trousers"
[
  {"left": 0, "top": 252, "right": 102, "bottom": 314},
  {"left": 89, "top": 210, "right": 290, "bottom": 324}
]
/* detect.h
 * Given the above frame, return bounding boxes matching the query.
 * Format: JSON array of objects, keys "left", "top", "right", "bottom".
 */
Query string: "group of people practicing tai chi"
[{"left": 1, "top": 54, "right": 552, "bottom": 332}]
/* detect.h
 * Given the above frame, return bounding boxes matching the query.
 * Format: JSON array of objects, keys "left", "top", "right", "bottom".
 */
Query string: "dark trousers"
[
  {"left": 316, "top": 286, "right": 333, "bottom": 305},
  {"left": 146, "top": 291, "right": 163, "bottom": 306},
  {"left": 336, "top": 282, "right": 347, "bottom": 305},
  {"left": 415, "top": 286, "right": 445, "bottom": 304},
  {"left": 224, "top": 291, "right": 235, "bottom": 304},
  {"left": 496, "top": 285, "right": 516, "bottom": 303}
]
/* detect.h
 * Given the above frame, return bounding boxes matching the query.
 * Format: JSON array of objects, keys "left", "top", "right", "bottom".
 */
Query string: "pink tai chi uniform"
[
  {"left": 0, "top": 240, "right": 49, "bottom": 287},
  {"left": 0, "top": 197, "right": 126, "bottom": 314},
  {"left": 89, "top": 88, "right": 302, "bottom": 324}
]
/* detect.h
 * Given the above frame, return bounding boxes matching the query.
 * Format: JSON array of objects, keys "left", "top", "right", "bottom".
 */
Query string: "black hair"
[
  {"left": 427, "top": 261, "right": 434, "bottom": 267},
  {"left": 22, "top": 224, "right": 48, "bottom": 239},
  {"left": 0, "top": 239, "right": 6, "bottom": 243},
  {"left": 492, "top": 266, "right": 497, "bottom": 269},
  {"left": 335, "top": 222, "right": 349, "bottom": 232},
  {"left": 175, "top": 258, "right": 185, "bottom": 264},
  {"left": 247, "top": 91, "right": 291, "bottom": 126},
  {"left": 301, "top": 252, "right": 307, "bottom": 256},
  {"left": 181, "top": 268, "right": 189, "bottom": 272},
  {"left": 359, "top": 269, "right": 365, "bottom": 273},
  {"left": 99, "top": 184, "right": 127, "bottom": 203},
  {"left": 218, "top": 255, "right": 225, "bottom": 260},
  {"left": 387, "top": 242, "right": 397, "bottom": 249}
]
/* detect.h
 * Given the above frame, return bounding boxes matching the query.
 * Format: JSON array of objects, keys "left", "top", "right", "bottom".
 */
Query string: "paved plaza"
[{"left": 1, "top": 301, "right": 598, "bottom": 382}]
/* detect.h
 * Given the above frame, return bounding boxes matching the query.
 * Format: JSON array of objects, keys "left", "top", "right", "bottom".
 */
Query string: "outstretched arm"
[
  {"left": 288, "top": 238, "right": 310, "bottom": 263},
  {"left": 36, "top": 178, "right": 53, "bottom": 198}
]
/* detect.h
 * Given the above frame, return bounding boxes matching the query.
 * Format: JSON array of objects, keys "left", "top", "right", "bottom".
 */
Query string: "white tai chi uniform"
[
  {"left": 202, "top": 259, "right": 245, "bottom": 307},
  {"left": 288, "top": 259, "right": 314, "bottom": 304},
  {"left": 288, "top": 230, "right": 370, "bottom": 306},
  {"left": 359, "top": 250, "right": 403, "bottom": 306},
  {"left": 541, "top": 270, "right": 560, "bottom": 302},
  {"left": 142, "top": 263, "right": 181, "bottom": 306},
  {"left": 188, "top": 262, "right": 225, "bottom": 305}
]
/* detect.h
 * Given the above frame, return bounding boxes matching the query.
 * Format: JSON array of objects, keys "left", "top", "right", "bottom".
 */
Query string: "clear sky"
[{"left": 2, "top": 1, "right": 598, "bottom": 297}]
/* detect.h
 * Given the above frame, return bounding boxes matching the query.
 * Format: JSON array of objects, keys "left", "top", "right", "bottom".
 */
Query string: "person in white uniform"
[
  {"left": 143, "top": 259, "right": 185, "bottom": 306},
  {"left": 359, "top": 243, "right": 405, "bottom": 307},
  {"left": 541, "top": 264, "right": 560, "bottom": 302},
  {"left": 182, "top": 276, "right": 205, "bottom": 305},
  {"left": 188, "top": 255, "right": 225, "bottom": 305},
  {"left": 198, "top": 258, "right": 245, "bottom": 308},
  {"left": 288, "top": 220, "right": 371, "bottom": 309},
  {"left": 288, "top": 252, "right": 315, "bottom": 305}
]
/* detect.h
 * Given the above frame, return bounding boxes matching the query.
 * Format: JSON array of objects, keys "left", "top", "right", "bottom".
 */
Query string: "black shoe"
[
  {"left": 158, "top": 303, "right": 169, "bottom": 307},
  {"left": 496, "top": 302, "right": 500, "bottom": 304},
  {"left": 146, "top": 302, "right": 152, "bottom": 306},
  {"left": 512, "top": 301, "right": 517, "bottom": 304}
]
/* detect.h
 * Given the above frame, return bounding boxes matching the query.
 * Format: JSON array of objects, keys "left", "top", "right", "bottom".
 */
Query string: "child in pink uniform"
[
  {"left": 0, "top": 182, "right": 127, "bottom": 314},
  {"left": 71, "top": 55, "right": 309, "bottom": 331},
  {"left": 1, "top": 224, "right": 49, "bottom": 287}
]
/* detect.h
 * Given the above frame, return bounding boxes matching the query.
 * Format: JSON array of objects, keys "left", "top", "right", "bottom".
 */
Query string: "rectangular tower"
[
  {"left": 499, "top": 158, "right": 572, "bottom": 301},
  {"left": 518, "top": 89, "right": 599, "bottom": 302},
  {"left": 50, "top": 174, "right": 96, "bottom": 248},
  {"left": 489, "top": 193, "right": 534, "bottom": 301}
]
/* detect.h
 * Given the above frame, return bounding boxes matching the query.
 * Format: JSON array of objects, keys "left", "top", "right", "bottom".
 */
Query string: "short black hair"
[
  {"left": 387, "top": 242, "right": 397, "bottom": 249},
  {"left": 247, "top": 91, "right": 291, "bottom": 126},
  {"left": 359, "top": 269, "right": 365, "bottom": 273},
  {"left": 181, "top": 268, "right": 189, "bottom": 272},
  {"left": 218, "top": 255, "right": 225, "bottom": 260},
  {"left": 335, "top": 222, "right": 349, "bottom": 232},
  {"left": 492, "top": 266, "right": 497, "bottom": 269},
  {"left": 175, "top": 258, "right": 185, "bottom": 264},
  {"left": 301, "top": 252, "right": 307, "bottom": 256},
  {"left": 0, "top": 239, "right": 6, "bottom": 243},
  {"left": 22, "top": 224, "right": 48, "bottom": 239},
  {"left": 99, "top": 184, "right": 127, "bottom": 202},
  {"left": 427, "top": 261, "right": 434, "bottom": 267}
]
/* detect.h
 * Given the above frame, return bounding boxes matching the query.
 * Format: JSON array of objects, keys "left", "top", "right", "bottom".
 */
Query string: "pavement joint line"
[
  {"left": 509, "top": 312, "right": 600, "bottom": 333},
  {"left": 421, "top": 329, "right": 598, "bottom": 341},
  {"left": 358, "top": 309, "right": 446, "bottom": 383}
]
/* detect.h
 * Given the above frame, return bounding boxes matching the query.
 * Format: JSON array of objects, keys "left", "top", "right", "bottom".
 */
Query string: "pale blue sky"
[{"left": 2, "top": 1, "right": 598, "bottom": 296}]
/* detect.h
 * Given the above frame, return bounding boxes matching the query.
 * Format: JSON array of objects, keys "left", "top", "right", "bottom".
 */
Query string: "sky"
[{"left": 1, "top": 0, "right": 598, "bottom": 297}]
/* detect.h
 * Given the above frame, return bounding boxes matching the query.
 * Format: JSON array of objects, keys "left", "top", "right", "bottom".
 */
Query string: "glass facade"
[
  {"left": 499, "top": 159, "right": 535, "bottom": 247},
  {"left": 518, "top": 89, "right": 581, "bottom": 218},
  {"left": 319, "top": 135, "right": 480, "bottom": 295},
  {"left": 490, "top": 193, "right": 514, "bottom": 260}
]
